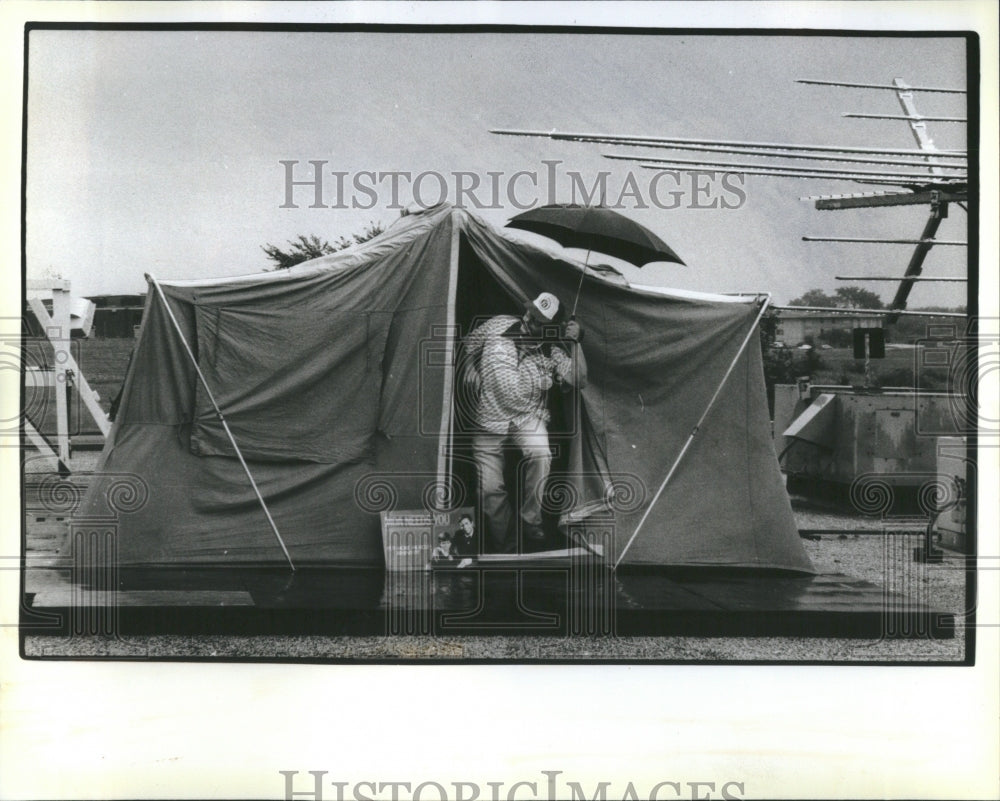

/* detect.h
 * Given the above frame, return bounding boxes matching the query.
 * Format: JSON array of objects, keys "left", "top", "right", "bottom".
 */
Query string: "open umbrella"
[{"left": 506, "top": 204, "right": 684, "bottom": 316}]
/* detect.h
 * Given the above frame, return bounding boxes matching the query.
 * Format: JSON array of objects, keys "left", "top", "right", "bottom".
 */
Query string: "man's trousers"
[{"left": 471, "top": 422, "right": 551, "bottom": 553}]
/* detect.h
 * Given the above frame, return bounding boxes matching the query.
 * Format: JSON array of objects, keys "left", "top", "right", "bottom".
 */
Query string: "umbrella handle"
[{"left": 569, "top": 250, "right": 590, "bottom": 320}]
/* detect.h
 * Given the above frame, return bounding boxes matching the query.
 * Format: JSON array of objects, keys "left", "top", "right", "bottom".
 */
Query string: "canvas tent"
[{"left": 79, "top": 204, "right": 812, "bottom": 572}]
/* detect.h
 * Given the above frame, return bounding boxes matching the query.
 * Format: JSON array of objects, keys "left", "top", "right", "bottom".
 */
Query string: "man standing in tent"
[{"left": 461, "top": 292, "right": 587, "bottom": 553}]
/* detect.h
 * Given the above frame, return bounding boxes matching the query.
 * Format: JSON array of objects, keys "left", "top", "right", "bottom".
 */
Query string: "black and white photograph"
[{"left": 2, "top": 2, "right": 998, "bottom": 799}]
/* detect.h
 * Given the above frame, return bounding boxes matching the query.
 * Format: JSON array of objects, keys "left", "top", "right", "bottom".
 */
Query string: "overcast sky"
[{"left": 25, "top": 30, "right": 969, "bottom": 305}]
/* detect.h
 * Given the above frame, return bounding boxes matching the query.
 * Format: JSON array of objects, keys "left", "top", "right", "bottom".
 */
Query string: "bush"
[
  {"left": 806, "top": 349, "right": 822, "bottom": 374},
  {"left": 823, "top": 328, "right": 855, "bottom": 349},
  {"left": 915, "top": 367, "right": 950, "bottom": 391},
  {"left": 874, "top": 366, "right": 916, "bottom": 388}
]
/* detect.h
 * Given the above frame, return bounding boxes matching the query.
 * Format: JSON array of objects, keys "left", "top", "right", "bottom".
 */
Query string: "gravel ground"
[
  {"left": 25, "top": 506, "right": 968, "bottom": 663},
  {"left": 23, "top": 627, "right": 965, "bottom": 662}
]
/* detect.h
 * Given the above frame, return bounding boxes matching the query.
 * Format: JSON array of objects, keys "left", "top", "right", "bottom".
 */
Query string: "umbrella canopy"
[{"left": 506, "top": 204, "right": 685, "bottom": 267}]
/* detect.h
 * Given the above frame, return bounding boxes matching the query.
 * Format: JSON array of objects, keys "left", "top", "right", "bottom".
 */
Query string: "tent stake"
[
  {"left": 146, "top": 273, "right": 296, "bottom": 571},
  {"left": 614, "top": 295, "right": 772, "bottom": 570}
]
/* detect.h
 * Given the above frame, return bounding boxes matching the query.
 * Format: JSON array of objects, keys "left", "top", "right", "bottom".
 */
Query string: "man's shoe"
[
  {"left": 522, "top": 526, "right": 548, "bottom": 553},
  {"left": 524, "top": 526, "right": 546, "bottom": 542}
]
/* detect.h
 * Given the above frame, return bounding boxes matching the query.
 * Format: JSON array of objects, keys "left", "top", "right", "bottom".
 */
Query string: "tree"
[
  {"left": 788, "top": 285, "right": 884, "bottom": 310},
  {"left": 834, "top": 286, "right": 884, "bottom": 309},
  {"left": 759, "top": 308, "right": 795, "bottom": 415},
  {"left": 262, "top": 221, "right": 386, "bottom": 270},
  {"left": 788, "top": 288, "right": 836, "bottom": 307}
]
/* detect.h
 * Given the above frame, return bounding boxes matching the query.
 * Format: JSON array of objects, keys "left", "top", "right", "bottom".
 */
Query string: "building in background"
[
  {"left": 87, "top": 294, "right": 146, "bottom": 338},
  {"left": 775, "top": 311, "right": 882, "bottom": 347}
]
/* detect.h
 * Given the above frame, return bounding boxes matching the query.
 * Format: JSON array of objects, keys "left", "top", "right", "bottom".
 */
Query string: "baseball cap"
[{"left": 527, "top": 292, "right": 560, "bottom": 322}]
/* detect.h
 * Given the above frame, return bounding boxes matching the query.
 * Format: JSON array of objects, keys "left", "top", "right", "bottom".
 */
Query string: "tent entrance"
[{"left": 450, "top": 236, "right": 609, "bottom": 549}]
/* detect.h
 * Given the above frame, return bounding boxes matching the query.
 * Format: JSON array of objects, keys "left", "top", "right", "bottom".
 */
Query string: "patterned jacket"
[{"left": 462, "top": 315, "right": 572, "bottom": 434}]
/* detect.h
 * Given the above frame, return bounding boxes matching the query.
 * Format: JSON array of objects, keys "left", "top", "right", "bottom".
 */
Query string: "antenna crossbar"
[
  {"left": 804, "top": 236, "right": 967, "bottom": 246},
  {"left": 802, "top": 190, "right": 907, "bottom": 201},
  {"left": 611, "top": 153, "right": 962, "bottom": 181},
  {"left": 844, "top": 113, "right": 967, "bottom": 123},
  {"left": 602, "top": 141, "right": 965, "bottom": 168},
  {"left": 489, "top": 129, "right": 967, "bottom": 157},
  {"left": 774, "top": 305, "right": 965, "bottom": 319},
  {"left": 835, "top": 276, "right": 967, "bottom": 282},
  {"left": 814, "top": 190, "right": 966, "bottom": 209},
  {"left": 797, "top": 78, "right": 966, "bottom": 94},
  {"left": 634, "top": 162, "right": 963, "bottom": 186}
]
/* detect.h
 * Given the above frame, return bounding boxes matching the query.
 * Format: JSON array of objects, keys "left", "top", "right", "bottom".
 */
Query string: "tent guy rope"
[
  {"left": 146, "top": 273, "right": 296, "bottom": 571},
  {"left": 614, "top": 295, "right": 772, "bottom": 570}
]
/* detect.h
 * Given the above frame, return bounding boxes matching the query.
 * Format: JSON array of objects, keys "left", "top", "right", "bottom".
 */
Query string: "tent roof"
[{"left": 159, "top": 204, "right": 761, "bottom": 305}]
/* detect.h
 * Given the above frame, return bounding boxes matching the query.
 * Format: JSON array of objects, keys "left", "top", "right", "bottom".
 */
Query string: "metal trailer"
[{"left": 774, "top": 384, "right": 968, "bottom": 534}]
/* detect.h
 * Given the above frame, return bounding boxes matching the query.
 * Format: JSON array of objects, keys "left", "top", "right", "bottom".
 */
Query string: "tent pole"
[
  {"left": 437, "top": 219, "right": 462, "bottom": 504},
  {"left": 613, "top": 295, "right": 772, "bottom": 570},
  {"left": 145, "top": 273, "right": 296, "bottom": 572}
]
